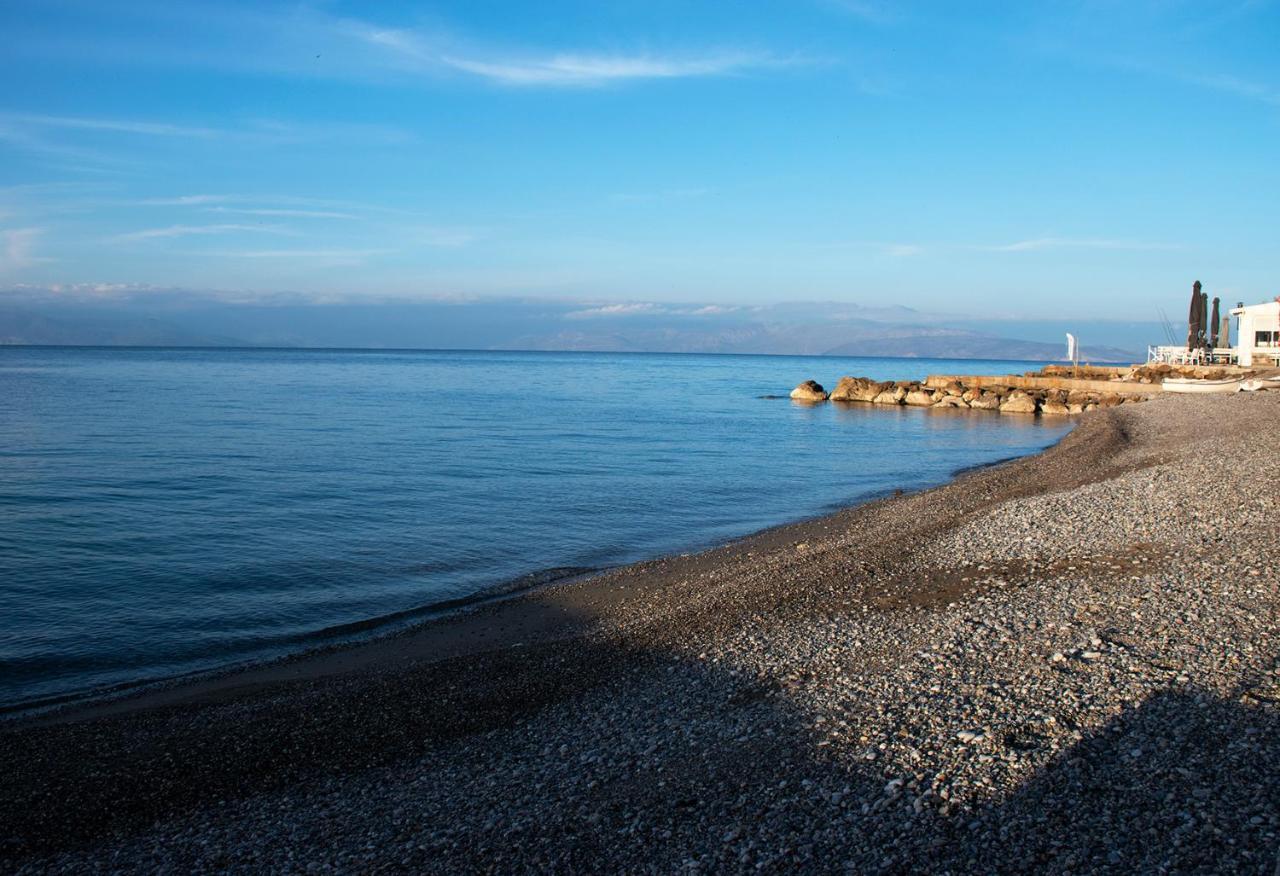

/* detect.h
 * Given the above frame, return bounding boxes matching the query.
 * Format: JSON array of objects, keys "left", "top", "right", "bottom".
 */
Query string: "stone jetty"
[{"left": 794, "top": 375, "right": 1153, "bottom": 415}]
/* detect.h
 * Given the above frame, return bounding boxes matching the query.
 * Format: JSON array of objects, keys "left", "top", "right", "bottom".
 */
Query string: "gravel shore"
[{"left": 4, "top": 392, "right": 1278, "bottom": 874}]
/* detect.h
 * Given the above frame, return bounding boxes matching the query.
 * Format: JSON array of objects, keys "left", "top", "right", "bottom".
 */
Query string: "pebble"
[{"left": 4, "top": 392, "right": 1278, "bottom": 874}]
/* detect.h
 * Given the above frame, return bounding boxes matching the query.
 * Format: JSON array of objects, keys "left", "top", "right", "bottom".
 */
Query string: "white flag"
[{"left": 1065, "top": 333, "right": 1078, "bottom": 362}]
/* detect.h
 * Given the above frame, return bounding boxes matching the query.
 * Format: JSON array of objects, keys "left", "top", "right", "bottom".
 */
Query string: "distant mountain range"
[
  {"left": 0, "top": 308, "right": 240, "bottom": 347},
  {"left": 0, "top": 290, "right": 1148, "bottom": 363}
]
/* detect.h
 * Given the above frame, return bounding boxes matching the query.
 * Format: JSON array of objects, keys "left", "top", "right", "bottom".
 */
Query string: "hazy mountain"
[
  {"left": 0, "top": 290, "right": 1148, "bottom": 363},
  {"left": 0, "top": 307, "right": 240, "bottom": 347},
  {"left": 821, "top": 329, "right": 1138, "bottom": 363}
]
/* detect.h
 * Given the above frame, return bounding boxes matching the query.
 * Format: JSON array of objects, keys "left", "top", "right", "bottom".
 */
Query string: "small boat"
[
  {"left": 1162, "top": 376, "right": 1244, "bottom": 394},
  {"left": 1240, "top": 376, "right": 1280, "bottom": 392}
]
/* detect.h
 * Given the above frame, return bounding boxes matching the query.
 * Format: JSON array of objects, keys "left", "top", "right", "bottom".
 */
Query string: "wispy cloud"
[
  {"left": 0, "top": 113, "right": 220, "bottom": 138},
  {"left": 1018, "top": 5, "right": 1280, "bottom": 110},
  {"left": 217, "top": 248, "right": 390, "bottom": 265},
  {"left": 203, "top": 207, "right": 358, "bottom": 220},
  {"left": 136, "top": 194, "right": 425, "bottom": 219},
  {"left": 141, "top": 195, "right": 234, "bottom": 206},
  {"left": 566, "top": 302, "right": 666, "bottom": 318},
  {"left": 1099, "top": 56, "right": 1280, "bottom": 108},
  {"left": 236, "top": 118, "right": 416, "bottom": 146},
  {"left": 6, "top": 3, "right": 793, "bottom": 92},
  {"left": 882, "top": 243, "right": 924, "bottom": 257},
  {"left": 565, "top": 302, "right": 741, "bottom": 319},
  {"left": 976, "top": 237, "right": 1179, "bottom": 253},
  {"left": 825, "top": 240, "right": 926, "bottom": 257},
  {"left": 344, "top": 20, "right": 774, "bottom": 86},
  {"left": 0, "top": 119, "right": 132, "bottom": 169},
  {"left": 0, "top": 114, "right": 413, "bottom": 172},
  {"left": 22, "top": 281, "right": 164, "bottom": 299},
  {"left": 826, "top": 237, "right": 1174, "bottom": 257},
  {"left": 0, "top": 228, "right": 48, "bottom": 271},
  {"left": 1186, "top": 71, "right": 1280, "bottom": 106},
  {"left": 116, "top": 224, "right": 294, "bottom": 241},
  {"left": 441, "top": 52, "right": 764, "bottom": 86}
]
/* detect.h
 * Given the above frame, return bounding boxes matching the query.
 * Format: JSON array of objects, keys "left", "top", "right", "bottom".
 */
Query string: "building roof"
[{"left": 1229, "top": 299, "right": 1280, "bottom": 316}]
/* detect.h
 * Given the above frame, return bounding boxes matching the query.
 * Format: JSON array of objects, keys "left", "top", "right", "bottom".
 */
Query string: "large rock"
[
  {"left": 1041, "top": 399, "right": 1071, "bottom": 415},
  {"left": 829, "top": 376, "right": 885, "bottom": 403},
  {"left": 968, "top": 392, "right": 1001, "bottom": 410},
  {"left": 790, "top": 380, "right": 828, "bottom": 402},
  {"left": 872, "top": 389, "right": 902, "bottom": 405},
  {"left": 933, "top": 395, "right": 968, "bottom": 408},
  {"left": 999, "top": 389, "right": 1039, "bottom": 414},
  {"left": 904, "top": 389, "right": 935, "bottom": 407}
]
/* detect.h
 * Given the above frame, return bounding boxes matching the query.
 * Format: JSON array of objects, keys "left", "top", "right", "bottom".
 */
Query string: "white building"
[
  {"left": 1230, "top": 299, "right": 1280, "bottom": 366},
  {"left": 1149, "top": 297, "right": 1280, "bottom": 367}
]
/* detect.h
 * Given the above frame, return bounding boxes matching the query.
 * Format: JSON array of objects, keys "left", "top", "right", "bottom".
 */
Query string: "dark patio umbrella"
[
  {"left": 1188, "top": 281, "right": 1202, "bottom": 350},
  {"left": 1210, "top": 296, "right": 1221, "bottom": 348},
  {"left": 1200, "top": 291, "right": 1210, "bottom": 348}
]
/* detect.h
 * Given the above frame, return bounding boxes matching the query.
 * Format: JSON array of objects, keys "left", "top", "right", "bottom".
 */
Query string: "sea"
[{"left": 0, "top": 348, "right": 1073, "bottom": 711}]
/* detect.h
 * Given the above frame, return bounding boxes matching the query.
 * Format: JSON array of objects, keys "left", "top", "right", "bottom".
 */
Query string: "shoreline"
[
  {"left": 4, "top": 392, "right": 1278, "bottom": 871},
  {"left": 0, "top": 406, "right": 1118, "bottom": 806},
  {"left": 0, "top": 563, "right": 609, "bottom": 721},
  {"left": 7, "top": 425, "right": 1068, "bottom": 724}
]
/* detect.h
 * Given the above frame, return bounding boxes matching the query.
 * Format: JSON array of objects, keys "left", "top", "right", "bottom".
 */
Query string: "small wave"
[
  {"left": 950, "top": 454, "right": 1021, "bottom": 477},
  {"left": 0, "top": 565, "right": 604, "bottom": 718},
  {"left": 306, "top": 565, "right": 602, "bottom": 639}
]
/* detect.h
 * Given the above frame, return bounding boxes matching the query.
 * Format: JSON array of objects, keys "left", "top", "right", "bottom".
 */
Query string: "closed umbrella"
[
  {"left": 1210, "top": 297, "right": 1221, "bottom": 348},
  {"left": 1187, "top": 281, "right": 1202, "bottom": 350},
  {"left": 1200, "top": 291, "right": 1210, "bottom": 349}
]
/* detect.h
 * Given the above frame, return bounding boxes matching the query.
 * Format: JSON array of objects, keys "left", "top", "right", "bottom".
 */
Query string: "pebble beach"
[{"left": 3, "top": 392, "right": 1278, "bottom": 874}]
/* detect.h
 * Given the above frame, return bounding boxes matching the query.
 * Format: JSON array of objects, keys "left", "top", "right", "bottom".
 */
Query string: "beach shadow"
[
  {"left": 6, "top": 617, "right": 1279, "bottom": 873},
  {"left": 913, "top": 686, "right": 1280, "bottom": 874},
  {"left": 385, "top": 648, "right": 1280, "bottom": 874},
  {"left": 0, "top": 612, "right": 638, "bottom": 859}
]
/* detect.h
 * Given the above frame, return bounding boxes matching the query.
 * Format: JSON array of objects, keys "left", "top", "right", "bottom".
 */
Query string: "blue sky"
[{"left": 0, "top": 0, "right": 1276, "bottom": 319}]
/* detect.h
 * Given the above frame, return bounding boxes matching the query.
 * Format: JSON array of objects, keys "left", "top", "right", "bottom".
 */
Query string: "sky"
[{"left": 0, "top": 0, "right": 1277, "bottom": 321}]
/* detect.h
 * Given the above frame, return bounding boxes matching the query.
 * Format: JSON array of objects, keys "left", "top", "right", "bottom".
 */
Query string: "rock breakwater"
[{"left": 804, "top": 375, "right": 1152, "bottom": 415}]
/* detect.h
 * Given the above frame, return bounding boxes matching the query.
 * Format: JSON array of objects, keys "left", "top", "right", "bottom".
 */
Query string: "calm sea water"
[{"left": 0, "top": 348, "right": 1072, "bottom": 710}]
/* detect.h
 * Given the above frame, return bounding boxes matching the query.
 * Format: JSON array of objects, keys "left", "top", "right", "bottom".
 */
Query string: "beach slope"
[{"left": 3, "top": 393, "right": 1278, "bottom": 872}]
